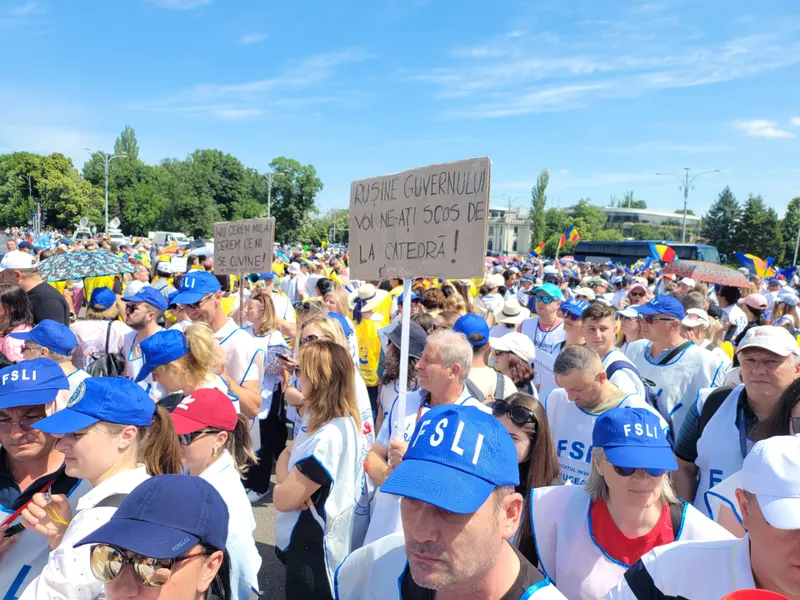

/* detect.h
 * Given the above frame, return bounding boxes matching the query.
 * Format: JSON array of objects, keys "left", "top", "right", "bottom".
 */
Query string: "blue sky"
[{"left": 1, "top": 0, "right": 799, "bottom": 218}]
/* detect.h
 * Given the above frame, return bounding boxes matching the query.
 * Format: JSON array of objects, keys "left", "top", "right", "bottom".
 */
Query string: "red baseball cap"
[{"left": 169, "top": 389, "right": 238, "bottom": 434}]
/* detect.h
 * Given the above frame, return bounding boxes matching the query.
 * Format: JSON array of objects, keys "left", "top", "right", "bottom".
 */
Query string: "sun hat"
[
  {"left": 616, "top": 306, "right": 640, "bottom": 319},
  {"left": 170, "top": 389, "right": 238, "bottom": 434},
  {"left": 10, "top": 319, "right": 78, "bottom": 356},
  {"left": 381, "top": 405, "right": 519, "bottom": 514},
  {"left": 736, "top": 326, "right": 800, "bottom": 358},
  {"left": 485, "top": 273, "right": 505, "bottom": 289},
  {"left": 489, "top": 333, "right": 536, "bottom": 364},
  {"left": 75, "top": 474, "right": 228, "bottom": 559},
  {"left": 496, "top": 298, "right": 530, "bottom": 325},
  {"left": 348, "top": 284, "right": 389, "bottom": 323},
  {"left": 741, "top": 293, "right": 768, "bottom": 311},
  {"left": 679, "top": 277, "right": 696, "bottom": 288},
  {"left": 592, "top": 407, "right": 677, "bottom": 471},
  {"left": 34, "top": 378, "right": 156, "bottom": 435},
  {"left": 777, "top": 291, "right": 799, "bottom": 307},
  {"left": 136, "top": 330, "right": 190, "bottom": 383},
  {"left": 170, "top": 271, "right": 222, "bottom": 305},
  {"left": 0, "top": 358, "right": 69, "bottom": 409},
  {"left": 628, "top": 282, "right": 648, "bottom": 295},
  {"left": 387, "top": 321, "right": 427, "bottom": 360},
  {"left": 531, "top": 282, "right": 565, "bottom": 301},
  {"left": 681, "top": 308, "right": 710, "bottom": 329},
  {"left": 453, "top": 313, "right": 490, "bottom": 346},
  {"left": 635, "top": 295, "right": 685, "bottom": 320},
  {"left": 741, "top": 436, "right": 800, "bottom": 530}
]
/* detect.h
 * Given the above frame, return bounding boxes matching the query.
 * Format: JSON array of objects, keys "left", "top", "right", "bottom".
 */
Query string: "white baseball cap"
[
  {"left": 485, "top": 273, "right": 505, "bottom": 289},
  {"left": 736, "top": 326, "right": 800, "bottom": 358},
  {"left": 0, "top": 250, "right": 36, "bottom": 272},
  {"left": 489, "top": 332, "right": 536, "bottom": 364},
  {"left": 616, "top": 306, "right": 639, "bottom": 319},
  {"left": 679, "top": 277, "right": 696, "bottom": 288},
  {"left": 741, "top": 436, "right": 800, "bottom": 530},
  {"left": 156, "top": 261, "right": 173, "bottom": 274},
  {"left": 681, "top": 308, "right": 710, "bottom": 328},
  {"left": 572, "top": 287, "right": 596, "bottom": 301}
]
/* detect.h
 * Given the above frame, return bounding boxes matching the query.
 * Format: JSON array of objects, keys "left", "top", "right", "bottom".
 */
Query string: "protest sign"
[
  {"left": 213, "top": 217, "right": 275, "bottom": 276},
  {"left": 349, "top": 157, "right": 490, "bottom": 280},
  {"left": 170, "top": 256, "right": 187, "bottom": 273}
]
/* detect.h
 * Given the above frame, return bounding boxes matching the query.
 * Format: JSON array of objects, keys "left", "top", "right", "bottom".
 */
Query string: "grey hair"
[
  {"left": 24, "top": 341, "right": 72, "bottom": 363},
  {"left": 682, "top": 292, "right": 706, "bottom": 311},
  {"left": 427, "top": 330, "right": 472, "bottom": 382},
  {"left": 553, "top": 345, "right": 602, "bottom": 377},
  {"left": 585, "top": 448, "right": 678, "bottom": 504}
]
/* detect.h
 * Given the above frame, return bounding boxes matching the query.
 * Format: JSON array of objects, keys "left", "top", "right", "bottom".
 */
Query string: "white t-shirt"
[
  {"left": 544, "top": 388, "right": 668, "bottom": 485},
  {"left": 600, "top": 348, "right": 646, "bottom": 398},
  {"left": 519, "top": 317, "right": 567, "bottom": 400},
  {"left": 121, "top": 328, "right": 168, "bottom": 400},
  {"left": 212, "top": 319, "right": 263, "bottom": 387},
  {"left": 70, "top": 319, "right": 133, "bottom": 370},
  {"left": 244, "top": 326, "right": 288, "bottom": 419},
  {"left": 722, "top": 304, "right": 748, "bottom": 341}
]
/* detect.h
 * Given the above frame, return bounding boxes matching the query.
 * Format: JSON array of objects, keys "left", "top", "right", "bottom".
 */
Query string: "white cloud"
[
  {"left": 240, "top": 32, "right": 267, "bottom": 45},
  {"left": 145, "top": 0, "right": 212, "bottom": 10},
  {"left": 1, "top": 0, "right": 46, "bottom": 26},
  {"left": 791, "top": 117, "right": 800, "bottom": 127},
  {"left": 0, "top": 124, "right": 109, "bottom": 165},
  {"left": 735, "top": 120, "right": 795, "bottom": 138},
  {"left": 605, "top": 142, "right": 731, "bottom": 154}
]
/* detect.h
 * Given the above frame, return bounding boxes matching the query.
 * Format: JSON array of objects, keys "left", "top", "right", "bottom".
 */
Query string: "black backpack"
[{"left": 85, "top": 322, "right": 126, "bottom": 378}]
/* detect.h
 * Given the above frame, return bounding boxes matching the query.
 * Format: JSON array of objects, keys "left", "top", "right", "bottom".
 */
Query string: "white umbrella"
[{"left": 188, "top": 244, "right": 213, "bottom": 257}]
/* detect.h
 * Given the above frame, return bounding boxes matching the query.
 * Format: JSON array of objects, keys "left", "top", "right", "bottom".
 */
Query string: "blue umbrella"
[{"left": 38, "top": 251, "right": 135, "bottom": 282}]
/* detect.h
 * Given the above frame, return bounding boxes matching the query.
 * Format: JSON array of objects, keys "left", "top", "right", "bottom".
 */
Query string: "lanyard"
[
  {"left": 736, "top": 403, "right": 750, "bottom": 460},
  {"left": 534, "top": 320, "right": 561, "bottom": 349},
  {"left": 2, "top": 480, "right": 54, "bottom": 527}
]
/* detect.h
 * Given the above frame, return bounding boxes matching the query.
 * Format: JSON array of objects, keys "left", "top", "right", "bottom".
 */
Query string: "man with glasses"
[
  {"left": 519, "top": 283, "right": 567, "bottom": 400},
  {"left": 171, "top": 271, "right": 263, "bottom": 420},
  {"left": 547, "top": 346, "right": 666, "bottom": 484},
  {"left": 0, "top": 359, "right": 91, "bottom": 598},
  {"left": 12, "top": 319, "right": 90, "bottom": 393},
  {"left": 624, "top": 281, "right": 649, "bottom": 307},
  {"left": 120, "top": 287, "right": 169, "bottom": 400},
  {"left": 626, "top": 295, "right": 726, "bottom": 434}
]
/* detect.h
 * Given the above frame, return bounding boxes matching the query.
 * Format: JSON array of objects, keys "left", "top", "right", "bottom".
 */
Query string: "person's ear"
[
  {"left": 735, "top": 489, "right": 751, "bottom": 531},
  {"left": 595, "top": 372, "right": 607, "bottom": 385},
  {"left": 196, "top": 550, "right": 224, "bottom": 594},
  {"left": 118, "top": 425, "right": 139, "bottom": 451},
  {"left": 500, "top": 492, "right": 524, "bottom": 537},
  {"left": 450, "top": 363, "right": 462, "bottom": 380}
]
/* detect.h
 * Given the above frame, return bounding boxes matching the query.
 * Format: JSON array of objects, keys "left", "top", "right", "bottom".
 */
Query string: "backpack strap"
[
  {"left": 495, "top": 371, "right": 504, "bottom": 400},
  {"left": 605, "top": 359, "right": 642, "bottom": 380},
  {"left": 93, "top": 493, "right": 128, "bottom": 509},
  {"left": 104, "top": 321, "right": 113, "bottom": 353},
  {"left": 656, "top": 341, "right": 693, "bottom": 365},
  {"left": 698, "top": 386, "right": 735, "bottom": 434},
  {"left": 464, "top": 378, "right": 486, "bottom": 404},
  {"left": 669, "top": 501, "right": 686, "bottom": 534}
]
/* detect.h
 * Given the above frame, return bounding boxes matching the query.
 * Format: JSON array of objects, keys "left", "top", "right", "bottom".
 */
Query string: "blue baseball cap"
[
  {"left": 592, "top": 407, "right": 677, "bottom": 471},
  {"left": 75, "top": 474, "right": 228, "bottom": 559},
  {"left": 122, "top": 286, "right": 168, "bottom": 311},
  {"left": 398, "top": 292, "right": 422, "bottom": 305},
  {"left": 89, "top": 287, "right": 117, "bottom": 311},
  {"left": 167, "top": 290, "right": 180, "bottom": 309},
  {"left": 0, "top": 358, "right": 69, "bottom": 409},
  {"left": 137, "top": 330, "right": 190, "bottom": 383},
  {"left": 10, "top": 319, "right": 78, "bottom": 356},
  {"left": 530, "top": 282, "right": 565, "bottom": 301},
  {"left": 171, "top": 271, "right": 222, "bottom": 305},
  {"left": 453, "top": 313, "right": 490, "bottom": 346},
  {"left": 635, "top": 295, "right": 684, "bottom": 320},
  {"left": 382, "top": 405, "right": 518, "bottom": 513},
  {"left": 34, "top": 378, "right": 156, "bottom": 435},
  {"left": 561, "top": 298, "right": 589, "bottom": 318}
]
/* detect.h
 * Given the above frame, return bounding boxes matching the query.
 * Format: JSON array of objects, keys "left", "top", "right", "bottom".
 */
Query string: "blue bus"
[{"left": 573, "top": 241, "right": 721, "bottom": 265}]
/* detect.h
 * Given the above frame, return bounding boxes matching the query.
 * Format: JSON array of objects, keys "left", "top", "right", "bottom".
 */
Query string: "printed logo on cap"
[
  {"left": 176, "top": 396, "right": 196, "bottom": 411},
  {"left": 1, "top": 368, "right": 38, "bottom": 386},
  {"left": 67, "top": 382, "right": 86, "bottom": 408}
]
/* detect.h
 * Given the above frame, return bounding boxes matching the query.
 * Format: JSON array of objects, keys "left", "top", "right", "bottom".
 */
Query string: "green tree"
[
  {"left": 736, "top": 195, "right": 784, "bottom": 263},
  {"left": 529, "top": 169, "right": 549, "bottom": 247},
  {"left": 701, "top": 186, "right": 740, "bottom": 257},
  {"left": 676, "top": 209, "right": 695, "bottom": 215},
  {"left": 114, "top": 125, "right": 140, "bottom": 161},
  {"left": 781, "top": 197, "right": 800, "bottom": 264},
  {"left": 268, "top": 157, "right": 323, "bottom": 243},
  {"left": 621, "top": 191, "right": 647, "bottom": 209}
]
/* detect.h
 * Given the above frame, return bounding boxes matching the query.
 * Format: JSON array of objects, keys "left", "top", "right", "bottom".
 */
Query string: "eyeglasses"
[
  {"left": 89, "top": 544, "right": 212, "bottom": 588},
  {"left": 628, "top": 292, "right": 645, "bottom": 298},
  {"left": 181, "top": 295, "right": 213, "bottom": 311},
  {"left": 640, "top": 315, "right": 676, "bottom": 325},
  {"left": 300, "top": 334, "right": 329, "bottom": 346},
  {"left": 177, "top": 429, "right": 216, "bottom": 446},
  {"left": 20, "top": 344, "right": 40, "bottom": 354},
  {"left": 535, "top": 296, "right": 557, "bottom": 305},
  {"left": 125, "top": 304, "right": 140, "bottom": 314},
  {"left": 611, "top": 465, "right": 668, "bottom": 478},
  {"left": 790, "top": 416, "right": 800, "bottom": 434},
  {"left": 0, "top": 415, "right": 43, "bottom": 433},
  {"left": 492, "top": 400, "right": 537, "bottom": 428},
  {"left": 558, "top": 311, "right": 582, "bottom": 322}
]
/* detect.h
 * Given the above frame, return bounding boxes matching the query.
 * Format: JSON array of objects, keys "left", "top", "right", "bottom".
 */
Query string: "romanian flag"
[
  {"left": 529, "top": 242, "right": 545, "bottom": 258},
  {"left": 734, "top": 252, "right": 776, "bottom": 278},
  {"left": 559, "top": 226, "right": 580, "bottom": 249},
  {"left": 649, "top": 243, "right": 677, "bottom": 263}
]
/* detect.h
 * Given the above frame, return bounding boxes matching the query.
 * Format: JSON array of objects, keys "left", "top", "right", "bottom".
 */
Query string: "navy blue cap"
[
  {"left": 167, "top": 290, "right": 179, "bottom": 309},
  {"left": 561, "top": 298, "right": 589, "bottom": 318},
  {"left": 18, "top": 241, "right": 33, "bottom": 251},
  {"left": 75, "top": 474, "right": 229, "bottom": 559},
  {"left": 635, "top": 295, "right": 684, "bottom": 320},
  {"left": 382, "top": 405, "right": 519, "bottom": 514},
  {"left": 89, "top": 287, "right": 117, "bottom": 311},
  {"left": 136, "top": 330, "right": 189, "bottom": 383},
  {"left": 398, "top": 292, "right": 422, "bottom": 305},
  {"left": 34, "top": 378, "right": 156, "bottom": 435},
  {"left": 453, "top": 313, "right": 490, "bottom": 346},
  {"left": 171, "top": 271, "right": 221, "bottom": 305},
  {"left": 10, "top": 319, "right": 78, "bottom": 355},
  {"left": 0, "top": 358, "right": 69, "bottom": 409},
  {"left": 592, "top": 407, "right": 677, "bottom": 471},
  {"left": 122, "top": 286, "right": 168, "bottom": 311}
]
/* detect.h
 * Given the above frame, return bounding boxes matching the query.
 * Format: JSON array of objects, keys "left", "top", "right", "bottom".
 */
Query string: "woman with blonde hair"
[
  {"left": 530, "top": 407, "right": 731, "bottom": 600},
  {"left": 443, "top": 292, "right": 467, "bottom": 314},
  {"left": 322, "top": 287, "right": 359, "bottom": 362},
  {"left": 21, "top": 378, "right": 182, "bottom": 598},
  {"left": 616, "top": 306, "right": 641, "bottom": 353},
  {"left": 70, "top": 286, "right": 133, "bottom": 369},
  {"left": 772, "top": 293, "right": 800, "bottom": 334},
  {"left": 274, "top": 340, "right": 367, "bottom": 600},
  {"left": 680, "top": 309, "right": 732, "bottom": 370}
]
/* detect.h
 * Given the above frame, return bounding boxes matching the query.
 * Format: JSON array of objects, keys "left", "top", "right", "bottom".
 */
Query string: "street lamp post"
[
  {"left": 86, "top": 149, "right": 127, "bottom": 235},
  {"left": 17, "top": 175, "right": 40, "bottom": 236},
  {"left": 655, "top": 168, "right": 721, "bottom": 243},
  {"left": 266, "top": 171, "right": 273, "bottom": 219}
]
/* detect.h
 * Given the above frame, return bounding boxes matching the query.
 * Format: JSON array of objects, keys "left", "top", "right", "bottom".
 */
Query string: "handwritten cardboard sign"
[
  {"left": 349, "top": 157, "right": 490, "bottom": 280},
  {"left": 213, "top": 217, "right": 275, "bottom": 276},
  {"left": 170, "top": 256, "right": 188, "bottom": 273}
]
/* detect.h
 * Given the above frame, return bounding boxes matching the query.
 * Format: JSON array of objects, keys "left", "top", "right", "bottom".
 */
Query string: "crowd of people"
[{"left": 0, "top": 226, "right": 798, "bottom": 600}]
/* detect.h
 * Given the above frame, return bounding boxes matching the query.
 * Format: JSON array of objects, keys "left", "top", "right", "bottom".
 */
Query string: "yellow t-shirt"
[
  {"left": 354, "top": 317, "right": 382, "bottom": 387},
  {"left": 84, "top": 276, "right": 116, "bottom": 304}
]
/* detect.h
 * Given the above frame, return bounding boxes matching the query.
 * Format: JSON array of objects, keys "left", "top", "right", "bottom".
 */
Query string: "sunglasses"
[
  {"left": 182, "top": 294, "right": 213, "bottom": 311},
  {"left": 790, "top": 416, "right": 800, "bottom": 434},
  {"left": 125, "top": 304, "right": 140, "bottom": 314},
  {"left": 492, "top": 400, "right": 537, "bottom": 428},
  {"left": 89, "top": 544, "right": 212, "bottom": 588},
  {"left": 640, "top": 315, "right": 675, "bottom": 325},
  {"left": 628, "top": 291, "right": 645, "bottom": 298},
  {"left": 0, "top": 415, "right": 42, "bottom": 433},
  {"left": 611, "top": 465, "right": 668, "bottom": 478},
  {"left": 535, "top": 296, "right": 557, "bottom": 305},
  {"left": 558, "top": 311, "right": 582, "bottom": 322},
  {"left": 177, "top": 429, "right": 216, "bottom": 446},
  {"left": 300, "top": 333, "right": 328, "bottom": 346}
]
